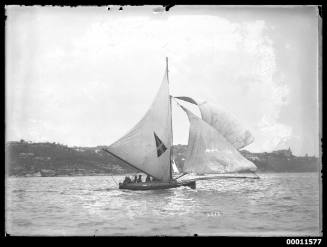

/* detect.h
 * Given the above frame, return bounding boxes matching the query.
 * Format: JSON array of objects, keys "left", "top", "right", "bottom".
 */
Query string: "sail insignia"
[{"left": 154, "top": 132, "right": 167, "bottom": 157}]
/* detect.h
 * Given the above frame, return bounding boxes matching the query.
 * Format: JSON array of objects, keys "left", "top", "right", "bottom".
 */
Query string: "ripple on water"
[{"left": 6, "top": 173, "right": 321, "bottom": 236}]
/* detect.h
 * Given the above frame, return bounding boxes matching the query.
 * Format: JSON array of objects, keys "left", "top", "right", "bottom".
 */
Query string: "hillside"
[
  {"left": 6, "top": 141, "right": 136, "bottom": 176},
  {"left": 172, "top": 144, "right": 319, "bottom": 173},
  {"left": 5, "top": 141, "right": 320, "bottom": 177}
]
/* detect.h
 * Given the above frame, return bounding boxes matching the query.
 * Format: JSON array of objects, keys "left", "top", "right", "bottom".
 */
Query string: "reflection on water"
[{"left": 5, "top": 173, "right": 321, "bottom": 236}]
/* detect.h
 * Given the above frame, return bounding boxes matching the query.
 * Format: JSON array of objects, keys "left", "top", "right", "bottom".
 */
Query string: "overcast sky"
[{"left": 6, "top": 5, "right": 320, "bottom": 156}]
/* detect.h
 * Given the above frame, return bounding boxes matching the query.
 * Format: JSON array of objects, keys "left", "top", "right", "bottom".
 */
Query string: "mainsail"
[
  {"left": 106, "top": 62, "right": 172, "bottom": 182},
  {"left": 180, "top": 105, "right": 257, "bottom": 174},
  {"left": 175, "top": 97, "right": 254, "bottom": 149}
]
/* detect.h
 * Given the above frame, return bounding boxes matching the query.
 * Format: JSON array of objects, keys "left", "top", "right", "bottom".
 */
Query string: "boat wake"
[{"left": 178, "top": 173, "right": 259, "bottom": 182}]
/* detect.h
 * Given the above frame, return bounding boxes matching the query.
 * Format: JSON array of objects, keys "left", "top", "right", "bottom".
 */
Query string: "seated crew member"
[
  {"left": 137, "top": 175, "right": 142, "bottom": 183},
  {"left": 125, "top": 176, "right": 131, "bottom": 184},
  {"left": 145, "top": 175, "right": 151, "bottom": 182},
  {"left": 133, "top": 175, "right": 138, "bottom": 183},
  {"left": 123, "top": 176, "right": 129, "bottom": 184}
]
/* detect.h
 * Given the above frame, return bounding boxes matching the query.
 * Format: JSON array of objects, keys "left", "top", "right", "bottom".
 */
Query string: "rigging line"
[
  {"left": 102, "top": 148, "right": 162, "bottom": 181},
  {"left": 171, "top": 96, "right": 191, "bottom": 112},
  {"left": 171, "top": 96, "right": 184, "bottom": 108},
  {"left": 251, "top": 171, "right": 260, "bottom": 179},
  {"left": 175, "top": 172, "right": 188, "bottom": 180},
  {"left": 110, "top": 175, "right": 119, "bottom": 186}
]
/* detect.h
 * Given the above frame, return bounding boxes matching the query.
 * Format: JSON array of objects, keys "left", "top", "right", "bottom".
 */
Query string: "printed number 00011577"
[{"left": 286, "top": 239, "right": 322, "bottom": 245}]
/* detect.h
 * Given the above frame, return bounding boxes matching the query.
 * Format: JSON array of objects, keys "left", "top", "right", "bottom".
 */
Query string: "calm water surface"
[{"left": 6, "top": 173, "right": 321, "bottom": 236}]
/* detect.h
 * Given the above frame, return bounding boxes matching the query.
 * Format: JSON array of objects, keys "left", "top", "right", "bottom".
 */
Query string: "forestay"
[
  {"left": 180, "top": 105, "right": 257, "bottom": 174},
  {"left": 107, "top": 66, "right": 172, "bottom": 182}
]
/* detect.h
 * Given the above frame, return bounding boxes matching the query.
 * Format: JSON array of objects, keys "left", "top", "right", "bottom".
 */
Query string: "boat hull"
[{"left": 119, "top": 180, "right": 196, "bottom": 190}]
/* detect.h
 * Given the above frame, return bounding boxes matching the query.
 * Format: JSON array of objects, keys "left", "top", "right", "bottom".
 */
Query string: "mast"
[
  {"left": 167, "top": 57, "right": 173, "bottom": 181},
  {"left": 106, "top": 57, "right": 173, "bottom": 182}
]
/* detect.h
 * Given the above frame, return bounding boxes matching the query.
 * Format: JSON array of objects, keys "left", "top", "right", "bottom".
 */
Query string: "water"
[{"left": 6, "top": 173, "right": 321, "bottom": 236}]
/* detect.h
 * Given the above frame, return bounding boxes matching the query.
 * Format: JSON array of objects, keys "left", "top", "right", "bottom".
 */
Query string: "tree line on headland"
[{"left": 6, "top": 140, "right": 320, "bottom": 177}]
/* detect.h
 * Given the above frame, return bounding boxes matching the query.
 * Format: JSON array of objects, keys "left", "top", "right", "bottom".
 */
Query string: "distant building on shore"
[{"left": 272, "top": 147, "right": 293, "bottom": 157}]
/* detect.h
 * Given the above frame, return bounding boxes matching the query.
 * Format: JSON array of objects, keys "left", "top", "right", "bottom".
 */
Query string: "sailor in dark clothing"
[
  {"left": 145, "top": 175, "right": 151, "bottom": 182},
  {"left": 137, "top": 175, "right": 142, "bottom": 183},
  {"left": 123, "top": 176, "right": 131, "bottom": 184},
  {"left": 133, "top": 175, "right": 138, "bottom": 183}
]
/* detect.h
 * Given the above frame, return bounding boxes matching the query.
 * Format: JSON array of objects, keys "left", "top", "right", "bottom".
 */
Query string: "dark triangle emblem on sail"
[{"left": 154, "top": 132, "right": 167, "bottom": 157}]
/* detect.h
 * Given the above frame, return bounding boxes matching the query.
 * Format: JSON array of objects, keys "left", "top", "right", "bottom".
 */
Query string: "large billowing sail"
[
  {"left": 107, "top": 65, "right": 172, "bottom": 182},
  {"left": 175, "top": 96, "right": 254, "bottom": 149},
  {"left": 198, "top": 102, "right": 254, "bottom": 150},
  {"left": 180, "top": 105, "right": 257, "bottom": 174}
]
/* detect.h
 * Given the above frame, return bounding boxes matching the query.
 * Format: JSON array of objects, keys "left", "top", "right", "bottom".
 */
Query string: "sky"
[{"left": 5, "top": 5, "right": 321, "bottom": 156}]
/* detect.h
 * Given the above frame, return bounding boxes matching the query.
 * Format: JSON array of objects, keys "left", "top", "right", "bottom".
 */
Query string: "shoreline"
[{"left": 7, "top": 171, "right": 320, "bottom": 178}]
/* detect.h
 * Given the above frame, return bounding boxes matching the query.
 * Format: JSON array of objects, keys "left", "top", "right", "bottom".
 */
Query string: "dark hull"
[{"left": 119, "top": 180, "right": 196, "bottom": 190}]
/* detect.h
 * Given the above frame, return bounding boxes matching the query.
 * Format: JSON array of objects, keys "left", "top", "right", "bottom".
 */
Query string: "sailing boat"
[
  {"left": 103, "top": 57, "right": 196, "bottom": 190},
  {"left": 103, "top": 57, "right": 258, "bottom": 190}
]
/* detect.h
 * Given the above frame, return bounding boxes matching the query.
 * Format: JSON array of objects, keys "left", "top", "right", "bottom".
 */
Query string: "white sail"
[
  {"left": 172, "top": 159, "right": 180, "bottom": 174},
  {"left": 174, "top": 97, "right": 254, "bottom": 150},
  {"left": 180, "top": 105, "right": 257, "bottom": 174},
  {"left": 107, "top": 65, "right": 172, "bottom": 182},
  {"left": 198, "top": 102, "right": 254, "bottom": 150}
]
